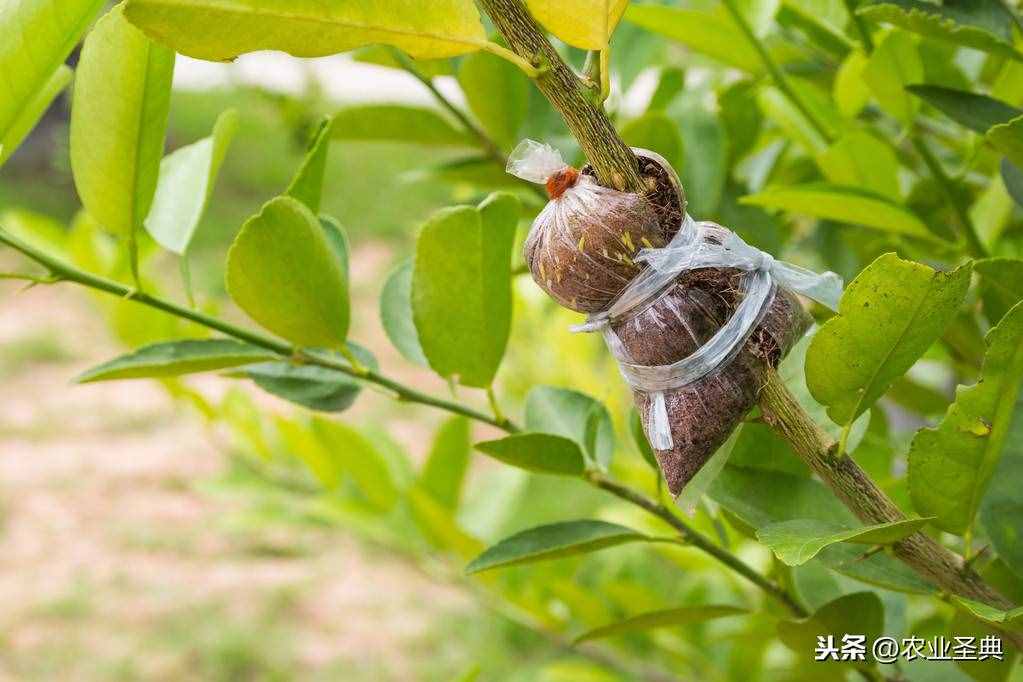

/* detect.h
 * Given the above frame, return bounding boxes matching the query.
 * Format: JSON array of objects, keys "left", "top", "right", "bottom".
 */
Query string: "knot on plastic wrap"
[{"left": 574, "top": 214, "right": 844, "bottom": 450}]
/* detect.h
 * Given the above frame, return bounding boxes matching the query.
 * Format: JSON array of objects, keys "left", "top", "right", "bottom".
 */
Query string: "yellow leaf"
[{"left": 526, "top": 0, "right": 629, "bottom": 50}]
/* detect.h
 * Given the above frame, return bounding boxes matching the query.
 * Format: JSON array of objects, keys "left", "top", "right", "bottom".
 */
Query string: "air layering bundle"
[{"left": 509, "top": 141, "right": 843, "bottom": 497}]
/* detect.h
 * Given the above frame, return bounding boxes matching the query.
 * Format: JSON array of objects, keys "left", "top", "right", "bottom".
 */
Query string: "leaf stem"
[
  {"left": 719, "top": 0, "right": 833, "bottom": 144},
  {"left": 483, "top": 41, "right": 541, "bottom": 78},
  {"left": 0, "top": 223, "right": 806, "bottom": 618},
  {"left": 486, "top": 385, "right": 505, "bottom": 424},
  {"left": 842, "top": 0, "right": 875, "bottom": 53},
  {"left": 0, "top": 226, "right": 508, "bottom": 431},
  {"left": 387, "top": 48, "right": 546, "bottom": 200}
]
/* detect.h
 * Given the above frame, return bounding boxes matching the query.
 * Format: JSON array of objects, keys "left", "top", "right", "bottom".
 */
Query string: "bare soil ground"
[{"left": 0, "top": 247, "right": 476, "bottom": 681}]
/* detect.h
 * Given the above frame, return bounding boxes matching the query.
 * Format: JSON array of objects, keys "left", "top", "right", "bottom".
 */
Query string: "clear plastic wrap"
[{"left": 509, "top": 139, "right": 842, "bottom": 496}]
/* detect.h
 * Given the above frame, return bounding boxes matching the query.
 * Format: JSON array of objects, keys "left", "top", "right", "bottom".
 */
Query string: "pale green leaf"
[
  {"left": 679, "top": 106, "right": 728, "bottom": 217},
  {"left": 909, "top": 302, "right": 1023, "bottom": 534},
  {"left": 757, "top": 517, "right": 931, "bottom": 566},
  {"left": 709, "top": 465, "right": 935, "bottom": 593},
  {"left": 70, "top": 3, "right": 175, "bottom": 236},
  {"left": 807, "top": 253, "right": 972, "bottom": 426},
  {"left": 525, "top": 386, "right": 615, "bottom": 472},
  {"left": 953, "top": 598, "right": 1023, "bottom": 632},
  {"left": 76, "top": 339, "right": 273, "bottom": 383},
  {"left": 624, "top": 4, "right": 763, "bottom": 73},
  {"left": 620, "top": 112, "right": 683, "bottom": 172},
  {"left": 743, "top": 183, "right": 939, "bottom": 241},
  {"left": 145, "top": 108, "right": 238, "bottom": 254},
  {"left": 526, "top": 0, "right": 628, "bottom": 49},
  {"left": 285, "top": 116, "right": 332, "bottom": 213},
  {"left": 858, "top": 0, "right": 1023, "bottom": 61},
  {"left": 244, "top": 344, "right": 376, "bottom": 413},
  {"left": 863, "top": 29, "right": 923, "bottom": 125},
  {"left": 778, "top": 593, "right": 885, "bottom": 663},
  {"left": 0, "top": 64, "right": 72, "bottom": 168},
  {"left": 419, "top": 416, "right": 471, "bottom": 510},
  {"left": 457, "top": 50, "right": 529, "bottom": 148},
  {"left": 629, "top": 408, "right": 658, "bottom": 471},
  {"left": 310, "top": 416, "right": 398, "bottom": 511},
  {"left": 124, "top": 0, "right": 488, "bottom": 60},
  {"left": 975, "top": 258, "right": 1023, "bottom": 325},
  {"left": 351, "top": 45, "right": 454, "bottom": 77},
  {"left": 756, "top": 85, "right": 829, "bottom": 154},
  {"left": 379, "top": 258, "right": 428, "bottom": 366},
  {"left": 332, "top": 104, "right": 476, "bottom": 147},
  {"left": 0, "top": 0, "right": 104, "bottom": 147},
  {"left": 407, "top": 485, "right": 483, "bottom": 560},
  {"left": 474, "top": 433, "right": 586, "bottom": 476},
  {"left": 907, "top": 85, "right": 1021, "bottom": 134},
  {"left": 817, "top": 130, "right": 901, "bottom": 201},
  {"left": 226, "top": 196, "right": 349, "bottom": 348},
  {"left": 574, "top": 605, "right": 747, "bottom": 643},
  {"left": 833, "top": 50, "right": 872, "bottom": 119},
  {"left": 412, "top": 193, "right": 518, "bottom": 387},
  {"left": 987, "top": 115, "right": 1023, "bottom": 168},
  {"left": 465, "top": 520, "right": 648, "bottom": 574}
]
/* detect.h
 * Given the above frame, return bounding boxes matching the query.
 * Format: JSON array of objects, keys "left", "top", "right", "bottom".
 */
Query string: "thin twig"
[{"left": 910, "top": 136, "right": 989, "bottom": 258}]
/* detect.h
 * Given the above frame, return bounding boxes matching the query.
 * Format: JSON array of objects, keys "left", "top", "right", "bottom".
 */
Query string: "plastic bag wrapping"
[
  {"left": 509, "top": 139, "right": 841, "bottom": 497},
  {"left": 509, "top": 139, "right": 667, "bottom": 313}
]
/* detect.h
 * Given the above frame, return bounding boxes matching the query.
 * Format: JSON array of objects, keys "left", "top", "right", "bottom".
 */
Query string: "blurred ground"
[{"left": 0, "top": 257, "right": 483, "bottom": 681}]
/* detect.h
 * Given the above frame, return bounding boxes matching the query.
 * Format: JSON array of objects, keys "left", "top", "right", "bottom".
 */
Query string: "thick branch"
[
  {"left": 477, "top": 0, "right": 644, "bottom": 192},
  {"left": 759, "top": 374, "right": 1022, "bottom": 646},
  {"left": 477, "top": 0, "right": 1020, "bottom": 629}
]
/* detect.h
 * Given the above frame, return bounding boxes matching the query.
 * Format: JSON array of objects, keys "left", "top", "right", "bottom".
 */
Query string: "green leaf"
[
  {"left": 756, "top": 517, "right": 931, "bottom": 566},
  {"left": 0, "top": 64, "right": 72, "bottom": 168},
  {"left": 123, "top": 0, "right": 488, "bottom": 60},
  {"left": 980, "top": 409, "right": 1023, "bottom": 577},
  {"left": 407, "top": 485, "right": 483, "bottom": 559},
  {"left": 310, "top": 417, "right": 398, "bottom": 511},
  {"left": 620, "top": 112, "right": 684, "bottom": 171},
  {"left": 906, "top": 85, "right": 1021, "bottom": 134},
  {"left": 808, "top": 254, "right": 971, "bottom": 426},
  {"left": 70, "top": 3, "right": 175, "bottom": 237},
  {"left": 624, "top": 4, "right": 763, "bottom": 73},
  {"left": 244, "top": 344, "right": 376, "bottom": 413},
  {"left": 778, "top": 593, "right": 885, "bottom": 663},
  {"left": 709, "top": 465, "right": 935, "bottom": 593},
  {"left": 285, "top": 116, "right": 332, "bottom": 213},
  {"left": 465, "top": 520, "right": 648, "bottom": 574},
  {"left": 525, "top": 386, "right": 615, "bottom": 472},
  {"left": 863, "top": 29, "right": 923, "bottom": 125},
  {"left": 629, "top": 408, "right": 658, "bottom": 471},
  {"left": 953, "top": 598, "right": 1023, "bottom": 632},
  {"left": 817, "top": 131, "right": 901, "bottom": 201},
  {"left": 76, "top": 339, "right": 274, "bottom": 383},
  {"left": 834, "top": 50, "right": 872, "bottom": 118},
  {"left": 525, "top": 0, "right": 628, "bottom": 49},
  {"left": 226, "top": 196, "right": 349, "bottom": 348},
  {"left": 351, "top": 45, "right": 454, "bottom": 77},
  {"left": 145, "top": 108, "right": 238, "bottom": 254},
  {"left": 574, "top": 605, "right": 748, "bottom": 643},
  {"left": 648, "top": 67, "right": 686, "bottom": 111},
  {"left": 975, "top": 258, "right": 1023, "bottom": 325},
  {"left": 987, "top": 115, "right": 1023, "bottom": 168},
  {"left": 457, "top": 50, "right": 529, "bottom": 149},
  {"left": 858, "top": 0, "right": 1023, "bottom": 62},
  {"left": 474, "top": 433, "right": 586, "bottom": 476},
  {"left": 332, "top": 105, "right": 476, "bottom": 147},
  {"left": 412, "top": 194, "right": 518, "bottom": 387},
  {"left": 743, "top": 183, "right": 940, "bottom": 241},
  {"left": 0, "top": 0, "right": 104, "bottom": 152},
  {"left": 909, "top": 302, "right": 1023, "bottom": 534},
  {"left": 379, "top": 258, "right": 428, "bottom": 366},
  {"left": 1002, "top": 159, "right": 1023, "bottom": 209},
  {"left": 419, "top": 416, "right": 471, "bottom": 510},
  {"left": 679, "top": 106, "right": 728, "bottom": 217}
]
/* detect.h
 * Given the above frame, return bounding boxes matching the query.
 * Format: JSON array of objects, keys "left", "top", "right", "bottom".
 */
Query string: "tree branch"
[
  {"left": 476, "top": 0, "right": 1020, "bottom": 632},
  {"left": 477, "top": 0, "right": 644, "bottom": 192},
  {"left": 0, "top": 225, "right": 802, "bottom": 620}
]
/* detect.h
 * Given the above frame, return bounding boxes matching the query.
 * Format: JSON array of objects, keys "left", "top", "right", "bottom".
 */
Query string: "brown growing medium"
[{"left": 526, "top": 153, "right": 811, "bottom": 495}]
